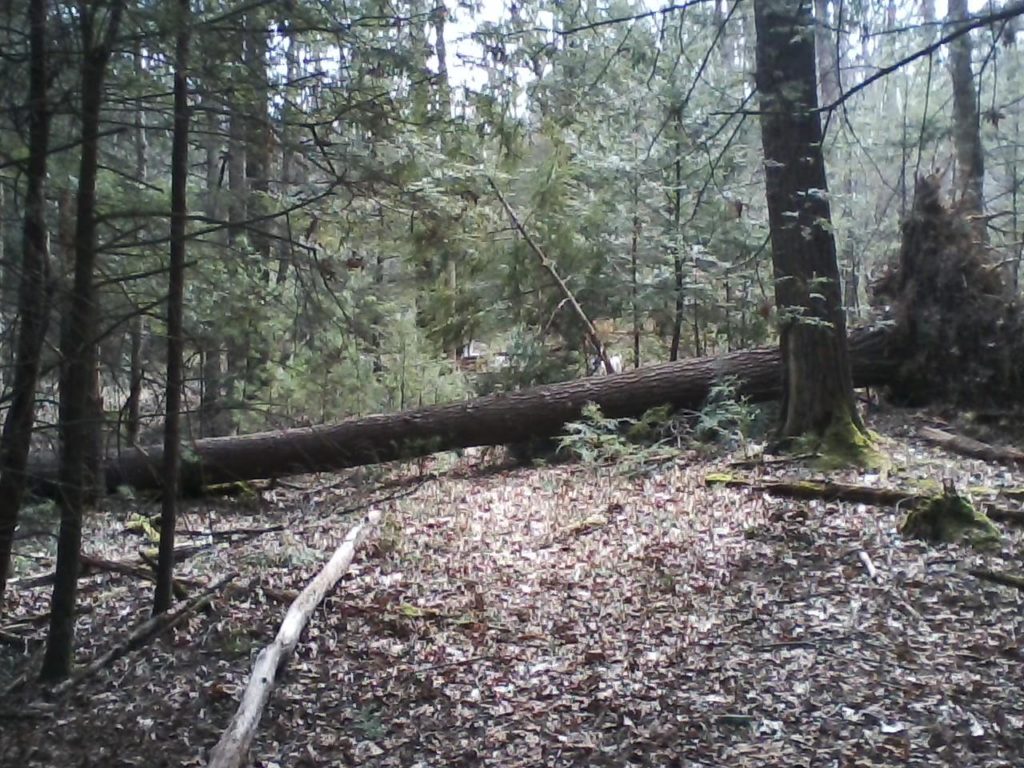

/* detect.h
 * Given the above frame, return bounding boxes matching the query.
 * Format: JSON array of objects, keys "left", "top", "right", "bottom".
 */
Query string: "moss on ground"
[{"left": 900, "top": 487, "right": 1001, "bottom": 547}]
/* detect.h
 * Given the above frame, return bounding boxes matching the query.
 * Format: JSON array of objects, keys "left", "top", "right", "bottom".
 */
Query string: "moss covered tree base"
[{"left": 776, "top": 410, "right": 885, "bottom": 471}]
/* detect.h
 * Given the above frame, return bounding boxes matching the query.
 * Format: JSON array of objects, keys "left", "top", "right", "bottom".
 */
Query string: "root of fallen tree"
[{"left": 872, "top": 174, "right": 1024, "bottom": 405}]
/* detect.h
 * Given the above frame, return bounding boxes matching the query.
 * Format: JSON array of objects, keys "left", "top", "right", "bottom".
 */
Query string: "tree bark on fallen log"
[
  {"left": 23, "top": 327, "right": 898, "bottom": 496},
  {"left": 969, "top": 568, "right": 1024, "bottom": 591},
  {"left": 705, "top": 475, "right": 923, "bottom": 507},
  {"left": 919, "top": 427, "right": 1024, "bottom": 467},
  {"left": 704, "top": 474, "right": 1024, "bottom": 527},
  {"left": 206, "top": 511, "right": 379, "bottom": 768}
]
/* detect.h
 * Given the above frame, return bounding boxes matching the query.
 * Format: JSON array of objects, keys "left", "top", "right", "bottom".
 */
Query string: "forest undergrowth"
[{"left": 1, "top": 410, "right": 1022, "bottom": 767}]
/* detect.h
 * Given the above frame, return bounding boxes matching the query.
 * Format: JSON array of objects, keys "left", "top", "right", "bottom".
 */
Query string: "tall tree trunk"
[
  {"left": 275, "top": 27, "right": 299, "bottom": 288},
  {"left": 126, "top": 316, "right": 144, "bottom": 443},
  {"left": 226, "top": 92, "right": 247, "bottom": 245},
  {"left": 200, "top": 92, "right": 225, "bottom": 436},
  {"left": 813, "top": 0, "right": 840, "bottom": 107},
  {"left": 124, "top": 42, "right": 148, "bottom": 445},
  {"left": 946, "top": 0, "right": 986, "bottom": 236},
  {"left": 0, "top": 0, "right": 52, "bottom": 600},
  {"left": 669, "top": 107, "right": 685, "bottom": 361},
  {"left": 41, "top": 0, "right": 125, "bottom": 682},
  {"left": 1013, "top": 109, "right": 1021, "bottom": 292},
  {"left": 153, "top": 0, "right": 190, "bottom": 615},
  {"left": 245, "top": 15, "right": 271, "bottom": 274},
  {"left": 224, "top": 45, "right": 249, "bottom": 427},
  {"left": 921, "top": 0, "right": 936, "bottom": 31},
  {"left": 432, "top": 3, "right": 452, "bottom": 119},
  {"left": 753, "top": 0, "right": 864, "bottom": 442},
  {"left": 630, "top": 172, "right": 641, "bottom": 370},
  {"left": 243, "top": 15, "right": 272, "bottom": 395}
]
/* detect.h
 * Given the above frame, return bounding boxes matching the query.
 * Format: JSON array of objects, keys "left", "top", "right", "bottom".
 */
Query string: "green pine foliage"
[{"left": 0, "top": 0, "right": 1021, "bottom": 435}]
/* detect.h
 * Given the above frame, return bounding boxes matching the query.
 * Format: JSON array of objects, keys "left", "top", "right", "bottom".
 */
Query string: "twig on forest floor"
[
  {"left": 48, "top": 572, "right": 237, "bottom": 697},
  {"left": 728, "top": 452, "right": 818, "bottom": 468},
  {"left": 291, "top": 474, "right": 433, "bottom": 536},
  {"left": 857, "top": 550, "right": 880, "bottom": 581},
  {"left": 969, "top": 568, "right": 1024, "bottom": 591},
  {"left": 178, "top": 524, "right": 285, "bottom": 541}
]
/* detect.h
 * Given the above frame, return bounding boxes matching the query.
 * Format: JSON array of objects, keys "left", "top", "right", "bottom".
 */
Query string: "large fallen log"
[{"left": 26, "top": 327, "right": 899, "bottom": 496}]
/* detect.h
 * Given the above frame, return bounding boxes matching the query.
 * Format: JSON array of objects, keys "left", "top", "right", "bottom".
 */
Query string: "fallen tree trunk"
[
  {"left": 206, "top": 512, "right": 379, "bottom": 768},
  {"left": 26, "top": 327, "right": 899, "bottom": 496},
  {"left": 705, "top": 474, "right": 1024, "bottom": 527},
  {"left": 705, "top": 475, "right": 923, "bottom": 508},
  {"left": 918, "top": 427, "right": 1024, "bottom": 467}
]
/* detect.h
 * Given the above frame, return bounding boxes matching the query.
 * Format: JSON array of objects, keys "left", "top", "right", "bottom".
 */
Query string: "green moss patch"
[{"left": 900, "top": 488, "right": 1001, "bottom": 547}]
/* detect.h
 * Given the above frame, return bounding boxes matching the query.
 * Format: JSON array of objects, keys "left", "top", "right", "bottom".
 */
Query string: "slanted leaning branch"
[{"left": 52, "top": 572, "right": 236, "bottom": 696}]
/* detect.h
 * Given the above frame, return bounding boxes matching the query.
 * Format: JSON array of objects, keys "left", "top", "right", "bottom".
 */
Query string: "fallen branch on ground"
[
  {"left": 14, "top": 552, "right": 199, "bottom": 595},
  {"left": 969, "top": 568, "right": 1024, "bottom": 591},
  {"left": 179, "top": 525, "right": 285, "bottom": 540},
  {"left": 919, "top": 426, "right": 1024, "bottom": 466},
  {"left": 52, "top": 572, "right": 236, "bottom": 696},
  {"left": 705, "top": 475, "right": 921, "bottom": 508},
  {"left": 857, "top": 551, "right": 880, "bottom": 581},
  {"left": 705, "top": 474, "right": 1024, "bottom": 528},
  {"left": 206, "top": 511, "right": 381, "bottom": 768}
]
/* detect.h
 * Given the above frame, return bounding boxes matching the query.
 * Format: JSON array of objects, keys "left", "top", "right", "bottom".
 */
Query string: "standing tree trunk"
[
  {"left": 432, "top": 3, "right": 452, "bottom": 119},
  {"left": 946, "top": 0, "right": 986, "bottom": 237},
  {"left": 153, "top": 0, "right": 191, "bottom": 615},
  {"left": 630, "top": 169, "right": 641, "bottom": 370},
  {"left": 126, "top": 316, "right": 144, "bottom": 444},
  {"left": 244, "top": 14, "right": 271, "bottom": 276},
  {"left": 813, "top": 0, "right": 840, "bottom": 108},
  {"left": 669, "top": 106, "right": 685, "bottom": 362},
  {"left": 224, "top": 46, "right": 249, "bottom": 423},
  {"left": 41, "top": 0, "right": 125, "bottom": 682},
  {"left": 244, "top": 14, "right": 273, "bottom": 397},
  {"left": 753, "top": 0, "right": 865, "bottom": 443},
  {"left": 275, "top": 25, "right": 300, "bottom": 288},
  {"left": 0, "top": 0, "right": 52, "bottom": 600},
  {"left": 200, "top": 91, "right": 225, "bottom": 437},
  {"left": 124, "top": 41, "right": 148, "bottom": 446}
]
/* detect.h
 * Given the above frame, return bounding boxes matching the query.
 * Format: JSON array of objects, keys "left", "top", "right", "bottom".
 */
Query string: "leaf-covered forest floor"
[{"left": 1, "top": 409, "right": 1022, "bottom": 767}]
